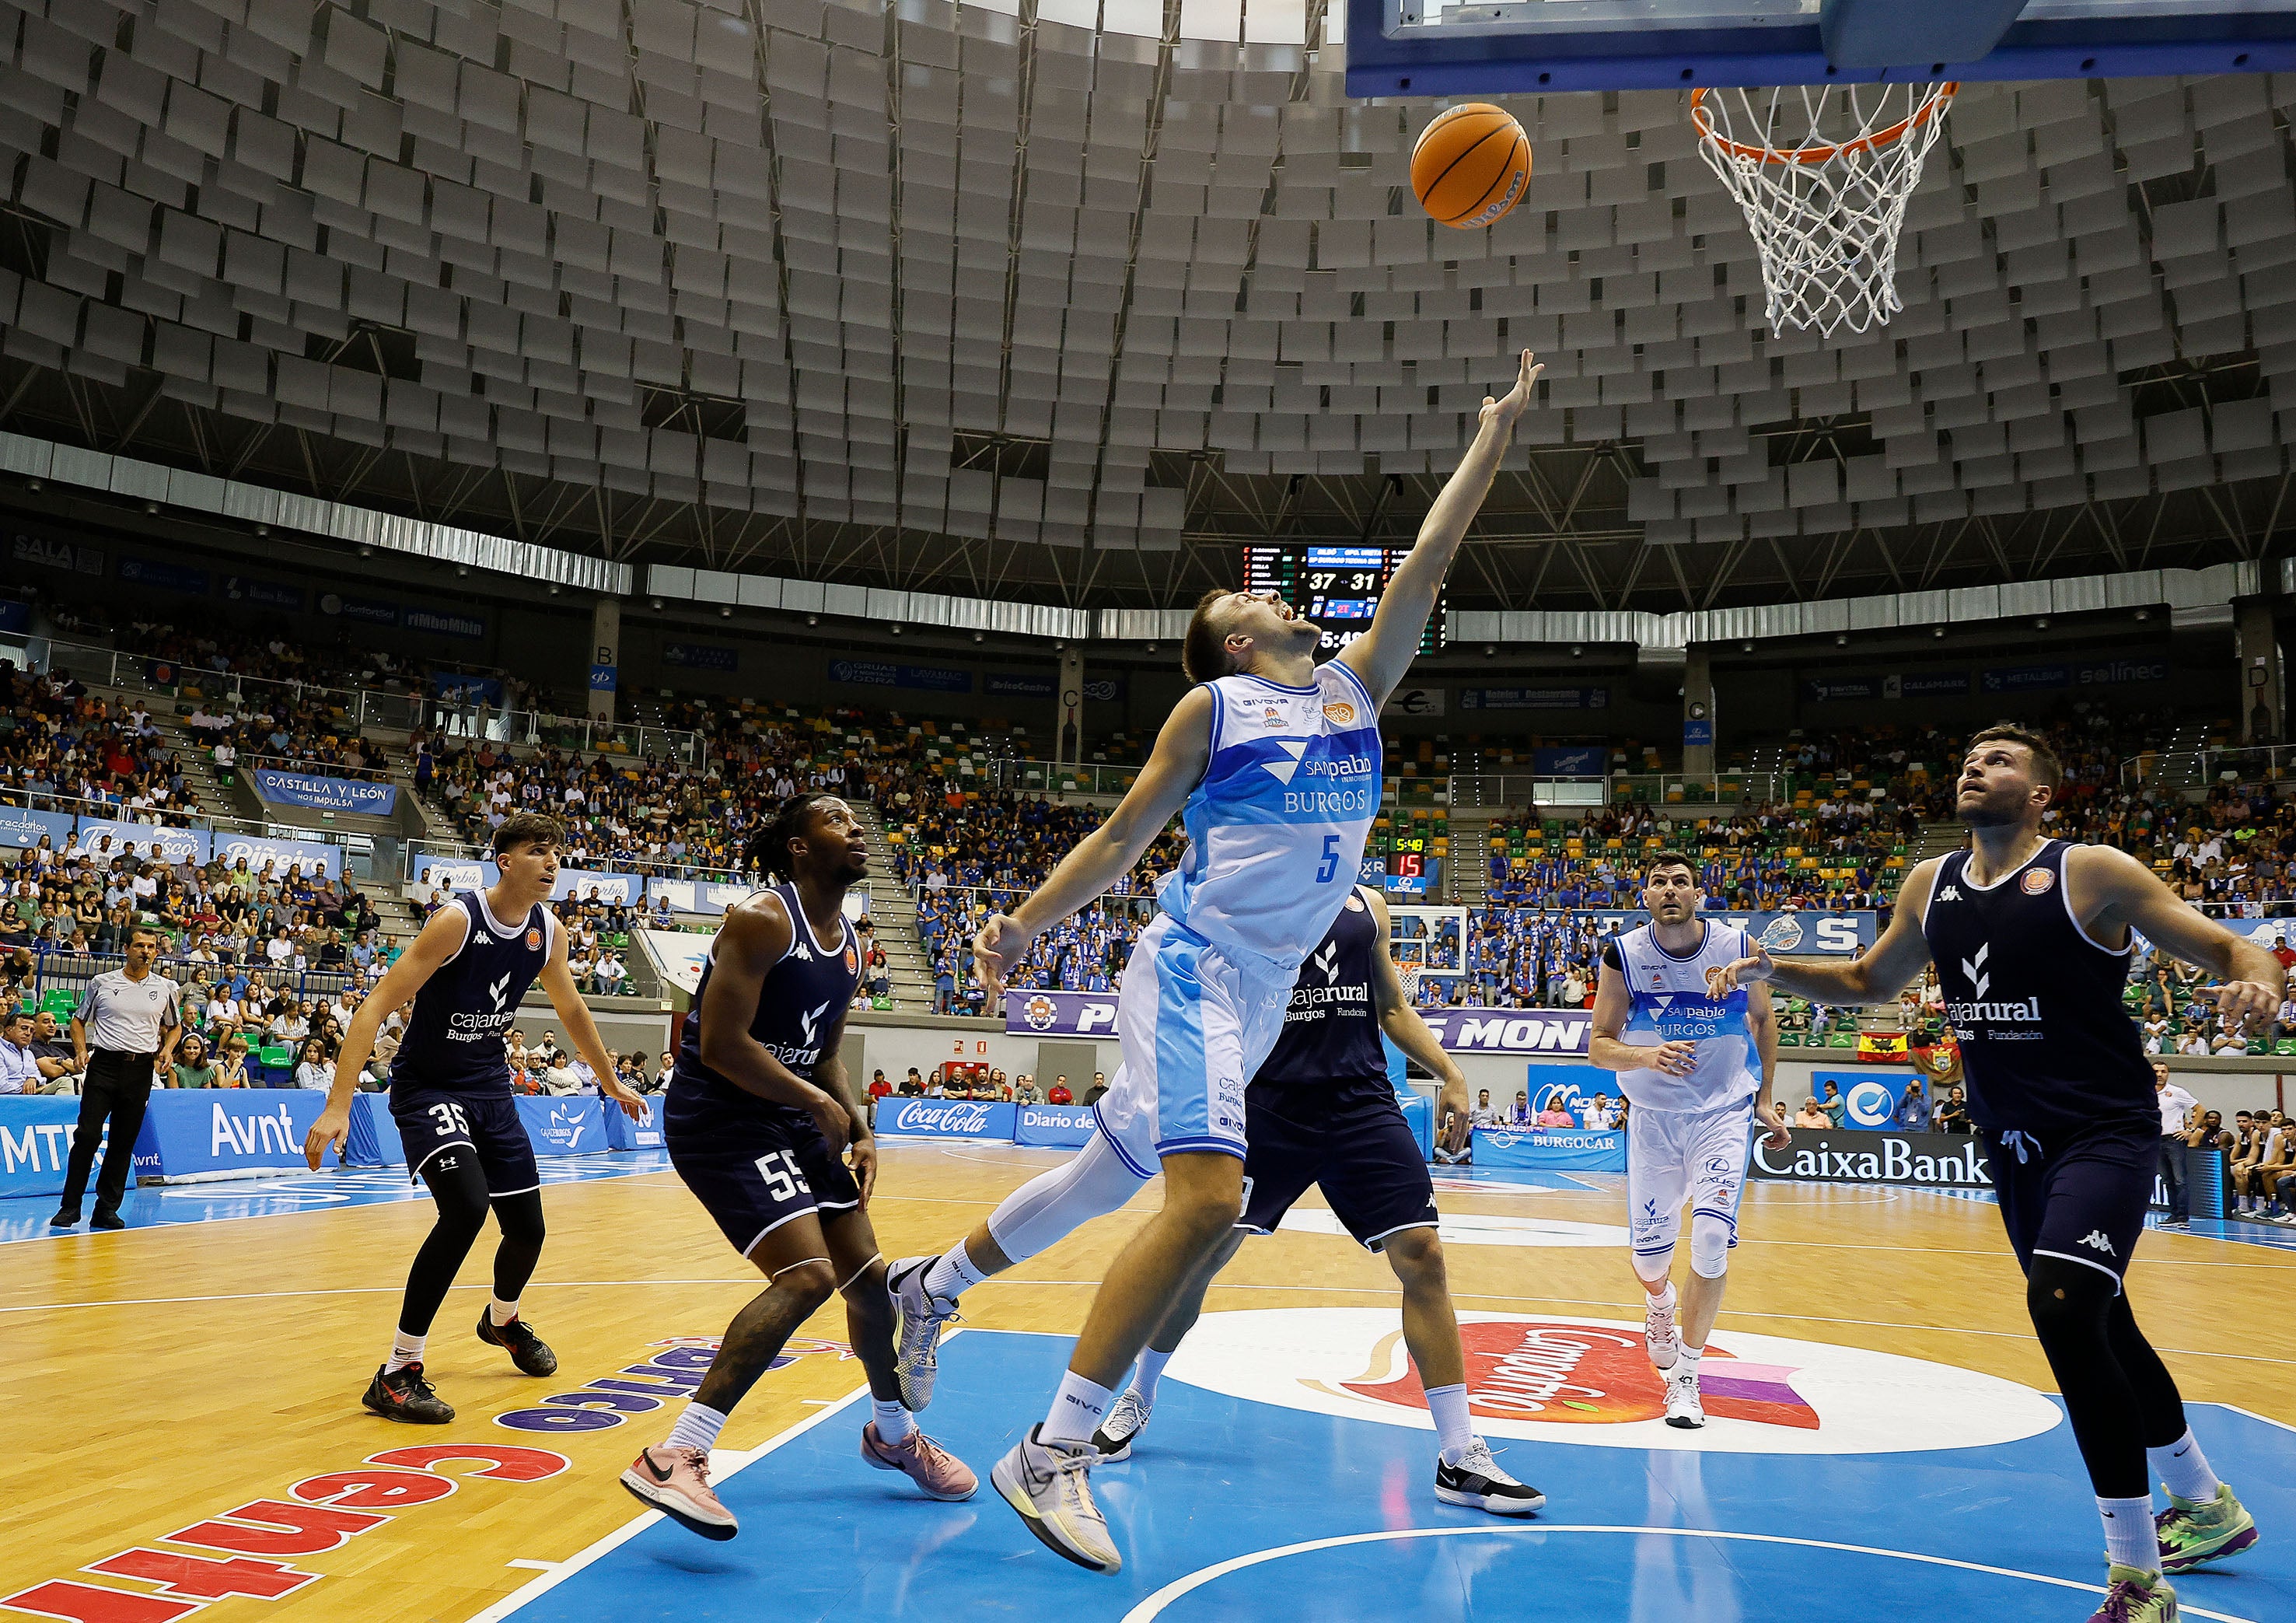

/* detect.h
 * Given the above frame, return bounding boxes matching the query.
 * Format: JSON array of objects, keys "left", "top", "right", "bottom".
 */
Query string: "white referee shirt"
[{"left": 76, "top": 968, "right": 180, "bottom": 1055}]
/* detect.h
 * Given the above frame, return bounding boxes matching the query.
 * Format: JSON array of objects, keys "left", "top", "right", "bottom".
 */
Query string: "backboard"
[{"left": 1344, "top": 0, "right": 2296, "bottom": 96}]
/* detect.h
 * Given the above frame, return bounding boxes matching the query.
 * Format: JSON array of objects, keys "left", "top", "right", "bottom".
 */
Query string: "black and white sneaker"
[
  {"left": 1091, "top": 1390, "right": 1151, "bottom": 1460},
  {"left": 477, "top": 1308, "right": 559, "bottom": 1376},
  {"left": 1434, "top": 1439, "right": 1545, "bottom": 1516}
]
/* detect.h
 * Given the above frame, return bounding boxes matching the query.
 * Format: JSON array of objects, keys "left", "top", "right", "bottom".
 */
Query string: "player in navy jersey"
[
  {"left": 1711, "top": 725, "right": 2272, "bottom": 1623},
  {"left": 306, "top": 812, "right": 645, "bottom": 1425},
  {"left": 1084, "top": 886, "right": 1543, "bottom": 1516},
  {"left": 618, "top": 794, "right": 975, "bottom": 1542}
]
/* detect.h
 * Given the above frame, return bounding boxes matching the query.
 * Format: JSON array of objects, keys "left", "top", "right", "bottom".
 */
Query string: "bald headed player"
[{"left": 1712, "top": 723, "right": 2267, "bottom": 1623}]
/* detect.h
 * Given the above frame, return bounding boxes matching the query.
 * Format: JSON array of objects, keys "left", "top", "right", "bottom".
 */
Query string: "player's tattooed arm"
[
  {"left": 700, "top": 892, "right": 854, "bottom": 1156},
  {"left": 1707, "top": 856, "right": 1942, "bottom": 1006},
  {"left": 2075, "top": 843, "right": 2286, "bottom": 1025}
]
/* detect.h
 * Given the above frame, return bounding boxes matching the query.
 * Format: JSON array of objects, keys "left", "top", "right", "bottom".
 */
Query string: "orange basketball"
[{"left": 1410, "top": 103, "right": 1531, "bottom": 230}]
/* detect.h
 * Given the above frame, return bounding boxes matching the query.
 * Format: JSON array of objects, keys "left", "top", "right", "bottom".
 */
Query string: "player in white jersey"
[
  {"left": 1587, "top": 851, "right": 1789, "bottom": 1429},
  {"left": 936, "top": 351, "right": 1543, "bottom": 1574}
]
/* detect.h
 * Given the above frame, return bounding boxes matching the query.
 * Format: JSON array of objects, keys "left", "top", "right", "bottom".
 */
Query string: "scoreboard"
[{"left": 1242, "top": 544, "right": 1446, "bottom": 656}]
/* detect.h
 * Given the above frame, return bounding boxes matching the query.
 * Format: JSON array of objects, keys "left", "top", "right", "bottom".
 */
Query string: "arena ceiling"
[{"left": 0, "top": 0, "right": 2288, "bottom": 617}]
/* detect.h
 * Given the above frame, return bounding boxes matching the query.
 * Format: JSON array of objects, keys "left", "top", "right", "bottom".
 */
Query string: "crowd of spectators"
[{"left": 0, "top": 661, "right": 200, "bottom": 827}]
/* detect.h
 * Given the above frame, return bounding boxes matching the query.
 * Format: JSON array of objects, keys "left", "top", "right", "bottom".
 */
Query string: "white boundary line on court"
[{"left": 1113, "top": 1525, "right": 2264, "bottom": 1623}]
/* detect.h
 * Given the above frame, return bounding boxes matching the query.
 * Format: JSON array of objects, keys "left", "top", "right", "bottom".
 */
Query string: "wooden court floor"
[{"left": 4, "top": 1142, "right": 2291, "bottom": 1623}]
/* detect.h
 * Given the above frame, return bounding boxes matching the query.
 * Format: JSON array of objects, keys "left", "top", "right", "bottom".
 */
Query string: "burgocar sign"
[{"left": 1749, "top": 1130, "right": 1991, "bottom": 1189}]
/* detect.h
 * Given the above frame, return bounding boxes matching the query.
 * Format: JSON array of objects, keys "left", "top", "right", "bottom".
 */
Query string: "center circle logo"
[{"left": 1166, "top": 1309, "right": 2061, "bottom": 1456}]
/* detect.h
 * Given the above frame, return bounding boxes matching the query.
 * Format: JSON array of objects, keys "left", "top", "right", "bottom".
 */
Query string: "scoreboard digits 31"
[{"left": 1242, "top": 544, "right": 1446, "bottom": 656}]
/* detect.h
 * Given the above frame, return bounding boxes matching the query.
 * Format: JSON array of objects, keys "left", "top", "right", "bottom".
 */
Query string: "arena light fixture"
[
  {"left": 1933, "top": 624, "right": 1946, "bottom": 637},
  {"left": 1834, "top": 632, "right": 1847, "bottom": 645}
]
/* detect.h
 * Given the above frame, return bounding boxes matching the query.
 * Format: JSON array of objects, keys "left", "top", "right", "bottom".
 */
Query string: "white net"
[{"left": 1691, "top": 82, "right": 1956, "bottom": 338}]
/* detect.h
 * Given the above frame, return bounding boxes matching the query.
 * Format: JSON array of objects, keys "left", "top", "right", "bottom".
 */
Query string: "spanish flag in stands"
[{"left": 1857, "top": 1031, "right": 1909, "bottom": 1062}]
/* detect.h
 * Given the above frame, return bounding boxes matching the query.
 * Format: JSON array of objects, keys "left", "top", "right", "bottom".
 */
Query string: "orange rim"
[{"left": 1690, "top": 84, "right": 1957, "bottom": 166}]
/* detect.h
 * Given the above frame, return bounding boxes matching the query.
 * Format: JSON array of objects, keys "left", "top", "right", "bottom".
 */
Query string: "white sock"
[
  {"left": 665, "top": 1401, "right": 729, "bottom": 1457},
  {"left": 1647, "top": 1280, "right": 1679, "bottom": 1313},
  {"left": 2151, "top": 1429, "right": 2224, "bottom": 1504},
  {"left": 385, "top": 1331, "right": 425, "bottom": 1374},
  {"left": 872, "top": 1397, "right": 917, "bottom": 1443},
  {"left": 2099, "top": 1495, "right": 2159, "bottom": 1572},
  {"left": 1043, "top": 1370, "right": 1114, "bottom": 1446},
  {"left": 1130, "top": 1347, "right": 1172, "bottom": 1407},
  {"left": 489, "top": 1296, "right": 519, "bottom": 1327},
  {"left": 1677, "top": 1343, "right": 1704, "bottom": 1374},
  {"left": 1425, "top": 1382, "right": 1475, "bottom": 1464},
  {"left": 923, "top": 1241, "right": 989, "bottom": 1302}
]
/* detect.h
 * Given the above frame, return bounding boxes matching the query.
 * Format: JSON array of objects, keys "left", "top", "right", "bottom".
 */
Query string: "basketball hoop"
[{"left": 1690, "top": 82, "right": 1956, "bottom": 338}]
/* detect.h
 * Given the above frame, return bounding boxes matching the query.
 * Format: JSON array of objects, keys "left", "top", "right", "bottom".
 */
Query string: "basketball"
[{"left": 1410, "top": 103, "right": 1531, "bottom": 229}]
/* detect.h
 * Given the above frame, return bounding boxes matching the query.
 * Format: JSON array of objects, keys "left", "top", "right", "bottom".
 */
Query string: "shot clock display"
[{"left": 1242, "top": 544, "right": 1447, "bottom": 656}]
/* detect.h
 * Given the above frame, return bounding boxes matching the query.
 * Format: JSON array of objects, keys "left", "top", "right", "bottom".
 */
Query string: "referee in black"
[{"left": 52, "top": 925, "right": 181, "bottom": 1231}]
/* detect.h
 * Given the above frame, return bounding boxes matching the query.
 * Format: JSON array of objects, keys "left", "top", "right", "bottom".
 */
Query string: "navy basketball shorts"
[
  {"left": 1237, "top": 1088, "right": 1438, "bottom": 1252},
  {"left": 1981, "top": 1120, "right": 2156, "bottom": 1292},
  {"left": 665, "top": 1091, "right": 861, "bottom": 1259},
  {"left": 390, "top": 1089, "right": 540, "bottom": 1198}
]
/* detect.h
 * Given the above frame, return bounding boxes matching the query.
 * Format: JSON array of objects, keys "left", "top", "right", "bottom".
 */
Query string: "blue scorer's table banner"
[
  {"left": 872, "top": 1098, "right": 1019, "bottom": 1139},
  {"left": 1469, "top": 1126, "right": 1627, "bottom": 1171},
  {"left": 606, "top": 1094, "right": 665, "bottom": 1150},
  {"left": 344, "top": 1093, "right": 407, "bottom": 1167},
  {"left": 0, "top": 1097, "right": 86, "bottom": 1198},
  {"left": 250, "top": 767, "right": 398, "bottom": 816},
  {"left": 1013, "top": 1102, "right": 1096, "bottom": 1147},
  {"left": 515, "top": 1097, "right": 610, "bottom": 1156},
  {"left": 131, "top": 1091, "right": 341, "bottom": 1181}
]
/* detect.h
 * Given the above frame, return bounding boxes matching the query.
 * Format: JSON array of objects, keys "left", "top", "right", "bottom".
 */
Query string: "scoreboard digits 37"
[{"left": 1242, "top": 544, "right": 1446, "bottom": 656}]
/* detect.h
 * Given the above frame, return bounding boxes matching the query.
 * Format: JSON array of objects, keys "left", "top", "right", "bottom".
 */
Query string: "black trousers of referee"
[{"left": 59, "top": 1049, "right": 157, "bottom": 1217}]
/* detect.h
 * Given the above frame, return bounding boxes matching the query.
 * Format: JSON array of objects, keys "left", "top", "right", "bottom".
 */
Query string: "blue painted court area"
[
  {"left": 492, "top": 1328, "right": 2294, "bottom": 1623},
  {"left": 0, "top": 1150, "right": 674, "bottom": 1245}
]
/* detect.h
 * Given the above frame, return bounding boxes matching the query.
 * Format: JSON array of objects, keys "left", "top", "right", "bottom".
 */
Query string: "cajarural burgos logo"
[{"left": 1165, "top": 1309, "right": 2063, "bottom": 1456}]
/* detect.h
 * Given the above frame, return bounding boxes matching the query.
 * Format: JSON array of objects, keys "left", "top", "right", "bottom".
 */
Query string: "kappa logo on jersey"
[
  {"left": 2022, "top": 866, "right": 2056, "bottom": 896},
  {"left": 2078, "top": 1229, "right": 2116, "bottom": 1255},
  {"left": 1935, "top": 885, "right": 1963, "bottom": 903},
  {"left": 1961, "top": 941, "right": 1990, "bottom": 1000},
  {"left": 792, "top": 937, "right": 813, "bottom": 962},
  {"left": 1333, "top": 1320, "right": 1819, "bottom": 1430},
  {"left": 1311, "top": 940, "right": 1341, "bottom": 984}
]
